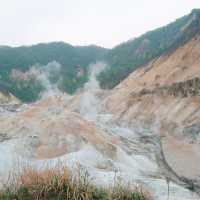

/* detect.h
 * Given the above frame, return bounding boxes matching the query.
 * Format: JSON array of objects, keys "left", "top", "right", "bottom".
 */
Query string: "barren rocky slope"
[{"left": 103, "top": 35, "right": 200, "bottom": 191}]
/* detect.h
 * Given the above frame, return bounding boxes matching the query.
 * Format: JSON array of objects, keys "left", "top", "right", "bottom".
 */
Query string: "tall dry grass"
[{"left": 0, "top": 166, "right": 154, "bottom": 200}]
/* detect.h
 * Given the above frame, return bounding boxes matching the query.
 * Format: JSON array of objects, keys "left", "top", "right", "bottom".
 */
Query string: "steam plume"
[{"left": 79, "top": 62, "right": 107, "bottom": 121}]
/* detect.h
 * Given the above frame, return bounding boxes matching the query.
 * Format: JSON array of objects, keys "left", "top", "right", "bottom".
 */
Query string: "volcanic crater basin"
[{"left": 0, "top": 94, "right": 198, "bottom": 200}]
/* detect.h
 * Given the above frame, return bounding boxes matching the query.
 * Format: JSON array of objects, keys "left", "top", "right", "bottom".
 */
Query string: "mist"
[
  {"left": 10, "top": 61, "right": 63, "bottom": 100},
  {"left": 37, "top": 61, "right": 62, "bottom": 98}
]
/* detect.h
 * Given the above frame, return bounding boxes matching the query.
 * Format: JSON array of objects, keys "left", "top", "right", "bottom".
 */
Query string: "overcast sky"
[{"left": 0, "top": 0, "right": 199, "bottom": 48}]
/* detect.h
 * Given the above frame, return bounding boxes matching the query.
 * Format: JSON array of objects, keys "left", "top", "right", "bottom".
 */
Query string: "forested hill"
[
  {"left": 99, "top": 9, "right": 200, "bottom": 88},
  {"left": 0, "top": 9, "right": 200, "bottom": 102},
  {"left": 0, "top": 42, "right": 108, "bottom": 70},
  {"left": 0, "top": 43, "right": 108, "bottom": 101}
]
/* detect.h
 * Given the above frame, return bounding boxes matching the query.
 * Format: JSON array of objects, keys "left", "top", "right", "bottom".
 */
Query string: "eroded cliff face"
[
  {"left": 103, "top": 35, "right": 200, "bottom": 187},
  {"left": 130, "top": 76, "right": 200, "bottom": 98},
  {"left": 104, "top": 35, "right": 200, "bottom": 130}
]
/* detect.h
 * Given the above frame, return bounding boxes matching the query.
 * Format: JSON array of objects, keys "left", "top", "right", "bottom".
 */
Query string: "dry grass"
[{"left": 0, "top": 166, "right": 154, "bottom": 200}]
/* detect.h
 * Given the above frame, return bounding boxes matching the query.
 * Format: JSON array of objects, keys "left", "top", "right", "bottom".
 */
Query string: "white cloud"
[{"left": 0, "top": 0, "right": 199, "bottom": 48}]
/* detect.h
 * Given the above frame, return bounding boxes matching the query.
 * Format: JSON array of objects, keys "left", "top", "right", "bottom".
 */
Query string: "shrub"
[{"left": 0, "top": 166, "right": 153, "bottom": 200}]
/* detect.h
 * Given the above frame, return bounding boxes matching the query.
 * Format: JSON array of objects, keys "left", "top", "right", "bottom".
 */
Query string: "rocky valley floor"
[{"left": 0, "top": 88, "right": 199, "bottom": 200}]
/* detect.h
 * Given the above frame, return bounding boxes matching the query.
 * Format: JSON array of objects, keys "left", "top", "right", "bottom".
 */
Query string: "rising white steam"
[
  {"left": 84, "top": 62, "right": 106, "bottom": 91},
  {"left": 37, "top": 61, "right": 62, "bottom": 98},
  {"left": 10, "top": 61, "right": 63, "bottom": 99},
  {"left": 79, "top": 62, "right": 107, "bottom": 121}
]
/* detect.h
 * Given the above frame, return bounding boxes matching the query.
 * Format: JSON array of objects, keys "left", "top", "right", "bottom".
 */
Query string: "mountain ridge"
[
  {"left": 0, "top": 9, "right": 200, "bottom": 101},
  {"left": 99, "top": 9, "right": 200, "bottom": 88}
]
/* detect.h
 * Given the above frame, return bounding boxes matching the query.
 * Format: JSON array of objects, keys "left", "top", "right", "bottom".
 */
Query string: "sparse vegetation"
[{"left": 0, "top": 167, "right": 153, "bottom": 200}]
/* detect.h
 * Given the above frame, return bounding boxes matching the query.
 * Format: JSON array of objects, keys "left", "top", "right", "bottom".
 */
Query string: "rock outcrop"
[{"left": 130, "top": 76, "right": 200, "bottom": 98}]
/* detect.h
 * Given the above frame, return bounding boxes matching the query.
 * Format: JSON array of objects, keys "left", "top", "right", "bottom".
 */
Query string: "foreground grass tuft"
[{"left": 0, "top": 166, "right": 153, "bottom": 200}]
